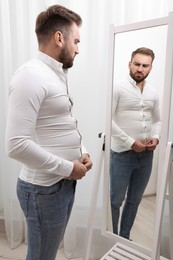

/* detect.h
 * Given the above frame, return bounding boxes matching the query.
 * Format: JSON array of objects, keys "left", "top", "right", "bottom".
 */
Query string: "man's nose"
[
  {"left": 137, "top": 65, "right": 143, "bottom": 71},
  {"left": 75, "top": 46, "right": 79, "bottom": 55}
]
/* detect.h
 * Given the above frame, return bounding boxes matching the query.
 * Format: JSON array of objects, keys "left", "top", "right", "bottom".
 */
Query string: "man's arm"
[
  {"left": 5, "top": 70, "right": 85, "bottom": 179},
  {"left": 112, "top": 85, "right": 135, "bottom": 150}
]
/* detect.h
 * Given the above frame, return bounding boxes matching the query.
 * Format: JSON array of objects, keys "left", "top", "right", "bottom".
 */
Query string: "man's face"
[
  {"left": 59, "top": 23, "right": 80, "bottom": 69},
  {"left": 129, "top": 53, "right": 153, "bottom": 83}
]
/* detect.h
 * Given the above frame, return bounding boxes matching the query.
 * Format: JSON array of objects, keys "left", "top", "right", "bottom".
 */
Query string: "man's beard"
[
  {"left": 59, "top": 46, "right": 74, "bottom": 69},
  {"left": 130, "top": 71, "right": 149, "bottom": 83}
]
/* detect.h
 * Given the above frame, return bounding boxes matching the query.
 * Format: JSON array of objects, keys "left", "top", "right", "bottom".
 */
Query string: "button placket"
[{"left": 140, "top": 99, "right": 147, "bottom": 139}]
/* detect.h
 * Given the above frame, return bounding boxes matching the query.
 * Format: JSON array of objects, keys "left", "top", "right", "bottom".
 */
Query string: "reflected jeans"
[
  {"left": 110, "top": 149, "right": 153, "bottom": 239},
  {"left": 17, "top": 178, "right": 76, "bottom": 260}
]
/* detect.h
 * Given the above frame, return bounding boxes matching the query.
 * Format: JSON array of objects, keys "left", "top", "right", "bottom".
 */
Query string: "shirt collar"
[
  {"left": 127, "top": 75, "right": 147, "bottom": 87},
  {"left": 37, "top": 51, "right": 68, "bottom": 75}
]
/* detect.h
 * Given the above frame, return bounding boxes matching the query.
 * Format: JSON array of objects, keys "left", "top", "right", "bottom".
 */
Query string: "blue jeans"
[
  {"left": 17, "top": 178, "right": 76, "bottom": 260},
  {"left": 110, "top": 149, "right": 153, "bottom": 239}
]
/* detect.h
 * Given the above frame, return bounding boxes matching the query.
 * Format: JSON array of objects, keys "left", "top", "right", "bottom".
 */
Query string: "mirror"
[
  {"left": 102, "top": 15, "right": 173, "bottom": 257},
  {"left": 110, "top": 25, "right": 167, "bottom": 245}
]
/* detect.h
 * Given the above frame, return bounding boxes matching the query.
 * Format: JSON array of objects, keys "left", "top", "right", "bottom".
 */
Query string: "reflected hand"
[
  {"left": 146, "top": 138, "right": 159, "bottom": 151},
  {"left": 131, "top": 140, "right": 146, "bottom": 152}
]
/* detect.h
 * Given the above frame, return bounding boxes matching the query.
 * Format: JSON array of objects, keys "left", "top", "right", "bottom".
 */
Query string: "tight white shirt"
[
  {"left": 111, "top": 76, "right": 161, "bottom": 153},
  {"left": 6, "top": 51, "right": 87, "bottom": 186}
]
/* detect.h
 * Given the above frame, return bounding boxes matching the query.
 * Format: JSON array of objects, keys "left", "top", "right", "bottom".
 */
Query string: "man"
[
  {"left": 110, "top": 47, "right": 160, "bottom": 239},
  {"left": 5, "top": 5, "right": 92, "bottom": 260}
]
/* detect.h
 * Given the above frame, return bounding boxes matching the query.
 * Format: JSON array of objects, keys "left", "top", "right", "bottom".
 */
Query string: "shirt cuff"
[
  {"left": 58, "top": 159, "right": 74, "bottom": 177},
  {"left": 124, "top": 137, "right": 135, "bottom": 149},
  {"left": 152, "top": 134, "right": 160, "bottom": 140},
  {"left": 81, "top": 145, "right": 88, "bottom": 154}
]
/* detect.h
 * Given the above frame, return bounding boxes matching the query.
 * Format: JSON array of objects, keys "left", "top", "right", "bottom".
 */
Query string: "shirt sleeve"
[
  {"left": 151, "top": 94, "right": 161, "bottom": 140},
  {"left": 81, "top": 142, "right": 88, "bottom": 154},
  {"left": 111, "top": 85, "right": 135, "bottom": 149},
  {"left": 5, "top": 68, "right": 73, "bottom": 177}
]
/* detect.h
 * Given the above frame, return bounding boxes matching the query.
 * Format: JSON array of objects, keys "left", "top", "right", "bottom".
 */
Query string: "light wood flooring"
[{"left": 130, "top": 195, "right": 156, "bottom": 250}]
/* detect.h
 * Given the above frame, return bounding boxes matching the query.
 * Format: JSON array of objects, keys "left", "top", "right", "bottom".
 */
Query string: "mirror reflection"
[
  {"left": 110, "top": 46, "right": 160, "bottom": 240},
  {"left": 106, "top": 24, "right": 167, "bottom": 249}
]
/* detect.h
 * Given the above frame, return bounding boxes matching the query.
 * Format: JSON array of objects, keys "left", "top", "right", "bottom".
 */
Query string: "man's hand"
[
  {"left": 131, "top": 138, "right": 159, "bottom": 152},
  {"left": 68, "top": 154, "right": 92, "bottom": 180},
  {"left": 80, "top": 153, "right": 93, "bottom": 170},
  {"left": 69, "top": 159, "right": 87, "bottom": 180},
  {"left": 146, "top": 138, "right": 159, "bottom": 151},
  {"left": 131, "top": 140, "right": 146, "bottom": 152}
]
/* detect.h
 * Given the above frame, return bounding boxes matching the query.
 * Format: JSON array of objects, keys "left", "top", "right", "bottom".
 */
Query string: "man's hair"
[
  {"left": 131, "top": 47, "right": 155, "bottom": 62},
  {"left": 35, "top": 5, "right": 82, "bottom": 44}
]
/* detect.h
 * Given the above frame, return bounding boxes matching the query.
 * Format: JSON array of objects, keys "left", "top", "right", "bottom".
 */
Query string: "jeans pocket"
[
  {"left": 36, "top": 180, "right": 63, "bottom": 196},
  {"left": 17, "top": 188, "right": 30, "bottom": 218}
]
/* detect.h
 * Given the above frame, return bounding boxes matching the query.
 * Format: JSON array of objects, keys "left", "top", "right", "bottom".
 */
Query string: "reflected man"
[{"left": 110, "top": 47, "right": 161, "bottom": 239}]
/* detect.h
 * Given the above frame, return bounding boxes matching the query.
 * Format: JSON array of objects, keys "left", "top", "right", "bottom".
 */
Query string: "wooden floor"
[{"left": 130, "top": 195, "right": 156, "bottom": 250}]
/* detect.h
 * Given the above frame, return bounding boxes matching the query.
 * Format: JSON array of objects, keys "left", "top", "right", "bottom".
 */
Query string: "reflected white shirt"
[
  {"left": 6, "top": 51, "right": 87, "bottom": 186},
  {"left": 111, "top": 75, "right": 161, "bottom": 153}
]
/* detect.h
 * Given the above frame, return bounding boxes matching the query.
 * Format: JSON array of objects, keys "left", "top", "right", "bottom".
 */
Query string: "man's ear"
[{"left": 55, "top": 31, "right": 63, "bottom": 46}]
